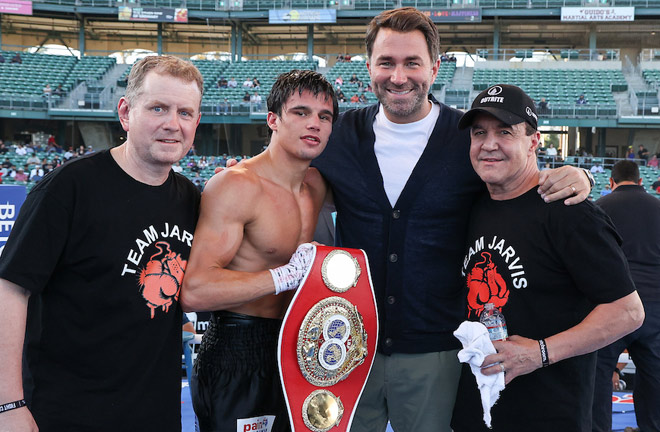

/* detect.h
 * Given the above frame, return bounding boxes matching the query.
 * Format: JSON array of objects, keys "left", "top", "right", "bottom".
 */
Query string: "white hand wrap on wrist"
[{"left": 270, "top": 243, "right": 315, "bottom": 295}]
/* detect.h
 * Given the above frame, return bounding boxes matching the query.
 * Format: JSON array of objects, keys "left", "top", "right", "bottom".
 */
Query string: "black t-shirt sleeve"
[
  {"left": 552, "top": 202, "right": 636, "bottom": 305},
  {"left": 0, "top": 183, "right": 71, "bottom": 295}
]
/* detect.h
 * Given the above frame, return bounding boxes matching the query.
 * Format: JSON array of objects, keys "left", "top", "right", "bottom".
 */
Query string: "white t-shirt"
[
  {"left": 374, "top": 102, "right": 440, "bottom": 207},
  {"left": 546, "top": 147, "right": 557, "bottom": 156}
]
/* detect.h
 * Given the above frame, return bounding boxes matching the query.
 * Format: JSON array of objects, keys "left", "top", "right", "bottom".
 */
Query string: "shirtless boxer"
[{"left": 181, "top": 70, "right": 337, "bottom": 432}]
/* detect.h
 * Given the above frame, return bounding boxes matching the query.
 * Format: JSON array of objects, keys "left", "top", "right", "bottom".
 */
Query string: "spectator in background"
[
  {"left": 242, "top": 91, "right": 250, "bottom": 103},
  {"left": 250, "top": 91, "right": 262, "bottom": 110},
  {"left": 252, "top": 77, "right": 261, "bottom": 89},
  {"left": 545, "top": 142, "right": 557, "bottom": 159},
  {"left": 172, "top": 162, "right": 183, "bottom": 173},
  {"left": 15, "top": 144, "right": 27, "bottom": 156},
  {"left": 537, "top": 97, "right": 549, "bottom": 114},
  {"left": 336, "top": 88, "right": 346, "bottom": 103},
  {"left": 0, "top": 53, "right": 5, "bottom": 63},
  {"left": 651, "top": 175, "right": 660, "bottom": 192},
  {"left": 53, "top": 84, "right": 64, "bottom": 97},
  {"left": 350, "top": 93, "right": 360, "bottom": 103},
  {"left": 591, "top": 162, "right": 604, "bottom": 174},
  {"left": 217, "top": 97, "right": 230, "bottom": 115},
  {"left": 600, "top": 184, "right": 612, "bottom": 196},
  {"left": 350, "top": 73, "right": 359, "bottom": 83},
  {"left": 593, "top": 160, "right": 660, "bottom": 432},
  {"left": 42, "top": 84, "right": 52, "bottom": 98},
  {"left": 227, "top": 77, "right": 238, "bottom": 88},
  {"left": 359, "top": 93, "right": 368, "bottom": 104},
  {"left": 26, "top": 154, "right": 40, "bottom": 166},
  {"left": 637, "top": 145, "right": 649, "bottom": 163},
  {"left": 14, "top": 168, "right": 28, "bottom": 182},
  {"left": 576, "top": 94, "right": 588, "bottom": 105},
  {"left": 242, "top": 77, "right": 253, "bottom": 88},
  {"left": 10, "top": 53, "right": 22, "bottom": 64},
  {"left": 627, "top": 147, "right": 636, "bottom": 160},
  {"left": 217, "top": 78, "right": 227, "bottom": 88},
  {"left": 648, "top": 154, "right": 659, "bottom": 170},
  {"left": 335, "top": 75, "right": 343, "bottom": 86},
  {"left": 0, "top": 142, "right": 8, "bottom": 155},
  {"left": 29, "top": 165, "right": 44, "bottom": 182},
  {"left": 63, "top": 146, "right": 75, "bottom": 160}
]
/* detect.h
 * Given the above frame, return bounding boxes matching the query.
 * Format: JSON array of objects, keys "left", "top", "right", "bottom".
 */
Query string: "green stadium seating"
[{"left": 472, "top": 68, "right": 626, "bottom": 117}]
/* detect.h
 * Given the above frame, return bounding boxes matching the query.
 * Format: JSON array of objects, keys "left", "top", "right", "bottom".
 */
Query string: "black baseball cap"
[{"left": 458, "top": 84, "right": 538, "bottom": 130}]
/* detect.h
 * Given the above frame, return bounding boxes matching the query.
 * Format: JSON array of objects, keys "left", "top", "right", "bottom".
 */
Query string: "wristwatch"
[{"left": 582, "top": 168, "right": 595, "bottom": 189}]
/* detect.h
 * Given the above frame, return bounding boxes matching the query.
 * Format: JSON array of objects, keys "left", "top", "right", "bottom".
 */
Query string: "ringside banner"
[{"left": 0, "top": 185, "right": 27, "bottom": 256}]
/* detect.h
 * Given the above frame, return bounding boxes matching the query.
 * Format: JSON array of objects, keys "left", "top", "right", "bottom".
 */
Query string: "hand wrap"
[{"left": 269, "top": 243, "right": 315, "bottom": 295}]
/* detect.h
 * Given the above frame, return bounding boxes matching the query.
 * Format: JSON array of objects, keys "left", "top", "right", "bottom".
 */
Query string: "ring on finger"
[
  {"left": 500, "top": 363, "right": 505, "bottom": 374},
  {"left": 570, "top": 185, "right": 576, "bottom": 194}
]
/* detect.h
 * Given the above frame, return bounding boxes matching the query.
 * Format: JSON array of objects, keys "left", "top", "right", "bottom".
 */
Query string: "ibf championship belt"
[{"left": 278, "top": 246, "right": 378, "bottom": 432}]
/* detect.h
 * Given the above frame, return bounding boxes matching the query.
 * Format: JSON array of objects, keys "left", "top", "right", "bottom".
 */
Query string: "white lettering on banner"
[
  {"left": 0, "top": 202, "right": 16, "bottom": 220},
  {"left": 120, "top": 223, "right": 194, "bottom": 276},
  {"left": 236, "top": 415, "right": 275, "bottom": 432},
  {"left": 560, "top": 6, "right": 634, "bottom": 21}
]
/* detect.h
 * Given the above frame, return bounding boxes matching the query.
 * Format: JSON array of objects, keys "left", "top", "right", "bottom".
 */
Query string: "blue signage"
[{"left": 0, "top": 185, "right": 27, "bottom": 256}]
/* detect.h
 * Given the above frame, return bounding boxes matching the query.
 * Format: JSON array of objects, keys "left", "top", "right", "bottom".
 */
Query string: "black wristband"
[
  {"left": 0, "top": 399, "right": 26, "bottom": 414},
  {"left": 538, "top": 339, "right": 550, "bottom": 368}
]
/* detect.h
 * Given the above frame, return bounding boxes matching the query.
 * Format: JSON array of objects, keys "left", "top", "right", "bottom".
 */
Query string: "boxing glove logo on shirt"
[
  {"left": 466, "top": 251, "right": 509, "bottom": 318},
  {"left": 139, "top": 241, "right": 187, "bottom": 318}
]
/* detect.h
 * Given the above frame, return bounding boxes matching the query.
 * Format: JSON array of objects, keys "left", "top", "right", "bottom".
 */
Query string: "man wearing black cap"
[{"left": 451, "top": 84, "right": 644, "bottom": 432}]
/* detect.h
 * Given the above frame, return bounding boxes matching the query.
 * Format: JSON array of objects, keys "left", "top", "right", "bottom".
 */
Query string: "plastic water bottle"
[{"left": 480, "top": 303, "right": 508, "bottom": 341}]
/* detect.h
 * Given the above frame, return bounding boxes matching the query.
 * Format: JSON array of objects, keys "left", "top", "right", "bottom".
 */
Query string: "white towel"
[{"left": 453, "top": 321, "right": 505, "bottom": 428}]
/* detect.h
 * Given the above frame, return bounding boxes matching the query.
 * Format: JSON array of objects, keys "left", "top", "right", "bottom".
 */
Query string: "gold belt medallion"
[
  {"left": 302, "top": 390, "right": 344, "bottom": 432},
  {"left": 297, "top": 296, "right": 368, "bottom": 387}
]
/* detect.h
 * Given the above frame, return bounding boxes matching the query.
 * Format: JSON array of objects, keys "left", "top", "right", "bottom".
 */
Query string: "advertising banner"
[
  {"left": 118, "top": 7, "right": 188, "bottom": 23},
  {"left": 0, "top": 185, "right": 27, "bottom": 256},
  {"left": 269, "top": 9, "right": 337, "bottom": 24},
  {"left": 561, "top": 7, "right": 634, "bottom": 21},
  {"left": 0, "top": 0, "right": 33, "bottom": 16}
]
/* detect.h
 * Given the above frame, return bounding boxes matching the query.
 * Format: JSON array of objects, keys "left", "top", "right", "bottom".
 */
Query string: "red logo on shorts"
[
  {"left": 466, "top": 252, "right": 509, "bottom": 318},
  {"left": 139, "top": 241, "right": 186, "bottom": 318}
]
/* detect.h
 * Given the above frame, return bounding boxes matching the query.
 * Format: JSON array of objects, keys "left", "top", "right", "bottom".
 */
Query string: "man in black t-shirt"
[
  {"left": 592, "top": 161, "right": 660, "bottom": 432},
  {"left": 0, "top": 56, "right": 204, "bottom": 432},
  {"left": 451, "top": 85, "right": 644, "bottom": 432}
]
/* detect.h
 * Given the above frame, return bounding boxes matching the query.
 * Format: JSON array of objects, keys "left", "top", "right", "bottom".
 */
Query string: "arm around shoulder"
[
  {"left": 0, "top": 278, "right": 38, "bottom": 431},
  {"left": 538, "top": 165, "right": 592, "bottom": 205}
]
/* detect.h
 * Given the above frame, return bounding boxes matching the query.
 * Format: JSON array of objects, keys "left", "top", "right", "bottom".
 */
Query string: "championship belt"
[{"left": 278, "top": 246, "right": 378, "bottom": 432}]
